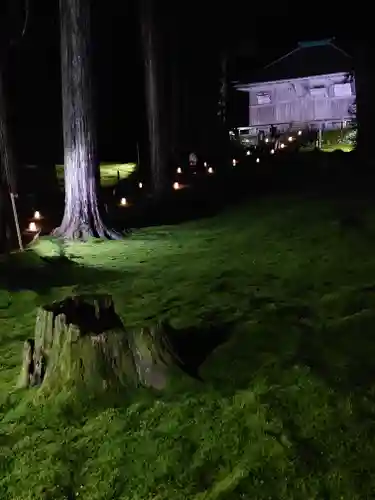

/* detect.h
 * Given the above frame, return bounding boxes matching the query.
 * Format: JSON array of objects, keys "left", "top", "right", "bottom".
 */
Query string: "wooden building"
[{"left": 234, "top": 39, "right": 355, "bottom": 140}]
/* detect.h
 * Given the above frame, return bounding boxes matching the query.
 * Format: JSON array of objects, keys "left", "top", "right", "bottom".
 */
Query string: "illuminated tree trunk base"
[
  {"left": 18, "top": 294, "right": 191, "bottom": 393},
  {"left": 53, "top": 212, "right": 122, "bottom": 241}
]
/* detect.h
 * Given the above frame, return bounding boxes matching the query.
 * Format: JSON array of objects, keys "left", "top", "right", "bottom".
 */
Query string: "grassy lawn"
[
  {"left": 56, "top": 162, "right": 137, "bottom": 187},
  {"left": 2, "top": 195, "right": 375, "bottom": 498},
  {"left": 322, "top": 144, "right": 353, "bottom": 153}
]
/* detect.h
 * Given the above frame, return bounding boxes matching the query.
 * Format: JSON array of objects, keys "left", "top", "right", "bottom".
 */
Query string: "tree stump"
[{"left": 18, "top": 294, "right": 185, "bottom": 392}]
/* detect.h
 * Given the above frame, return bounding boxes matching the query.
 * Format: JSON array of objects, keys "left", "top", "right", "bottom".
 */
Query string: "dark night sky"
[{"left": 0, "top": 0, "right": 353, "bottom": 167}]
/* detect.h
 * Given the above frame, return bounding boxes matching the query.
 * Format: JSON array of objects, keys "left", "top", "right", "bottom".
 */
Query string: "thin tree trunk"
[
  {"left": 140, "top": 0, "right": 167, "bottom": 199},
  {"left": 218, "top": 52, "right": 228, "bottom": 125},
  {"left": 0, "top": 69, "right": 19, "bottom": 252},
  {"left": 54, "top": 0, "right": 120, "bottom": 240},
  {"left": 354, "top": 43, "right": 372, "bottom": 168}
]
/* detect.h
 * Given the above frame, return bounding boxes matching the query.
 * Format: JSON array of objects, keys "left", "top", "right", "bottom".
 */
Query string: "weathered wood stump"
[{"left": 18, "top": 294, "right": 185, "bottom": 392}]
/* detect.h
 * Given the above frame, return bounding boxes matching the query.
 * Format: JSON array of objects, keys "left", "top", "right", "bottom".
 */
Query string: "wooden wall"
[{"left": 247, "top": 73, "right": 355, "bottom": 129}]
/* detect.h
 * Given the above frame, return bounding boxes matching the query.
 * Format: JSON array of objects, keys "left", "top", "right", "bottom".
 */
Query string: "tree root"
[{"left": 52, "top": 218, "right": 125, "bottom": 241}]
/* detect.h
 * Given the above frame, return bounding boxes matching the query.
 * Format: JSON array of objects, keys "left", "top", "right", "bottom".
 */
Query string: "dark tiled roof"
[{"left": 240, "top": 40, "right": 354, "bottom": 84}]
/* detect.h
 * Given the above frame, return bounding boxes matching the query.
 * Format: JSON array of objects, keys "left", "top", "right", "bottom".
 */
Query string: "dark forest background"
[{"left": 0, "top": 0, "right": 363, "bottom": 167}]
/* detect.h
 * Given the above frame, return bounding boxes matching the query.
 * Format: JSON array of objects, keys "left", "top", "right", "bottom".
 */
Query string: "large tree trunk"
[
  {"left": 54, "top": 0, "right": 120, "bottom": 240},
  {"left": 140, "top": 0, "right": 167, "bottom": 199}
]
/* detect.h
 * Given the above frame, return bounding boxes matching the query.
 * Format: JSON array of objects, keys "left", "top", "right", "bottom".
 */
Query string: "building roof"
[{"left": 235, "top": 39, "right": 353, "bottom": 86}]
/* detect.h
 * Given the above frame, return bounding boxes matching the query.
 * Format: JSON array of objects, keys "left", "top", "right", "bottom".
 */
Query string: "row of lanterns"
[
  {"left": 240, "top": 130, "right": 304, "bottom": 164},
  {"left": 27, "top": 163, "right": 219, "bottom": 228}
]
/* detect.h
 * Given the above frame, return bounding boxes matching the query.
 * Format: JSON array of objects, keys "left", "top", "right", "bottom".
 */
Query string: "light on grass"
[
  {"left": 28, "top": 222, "right": 37, "bottom": 232},
  {"left": 173, "top": 182, "right": 180, "bottom": 190},
  {"left": 208, "top": 167, "right": 214, "bottom": 174},
  {"left": 177, "top": 167, "right": 182, "bottom": 174},
  {"left": 34, "top": 211, "right": 41, "bottom": 219},
  {"left": 120, "top": 198, "right": 127, "bottom": 206}
]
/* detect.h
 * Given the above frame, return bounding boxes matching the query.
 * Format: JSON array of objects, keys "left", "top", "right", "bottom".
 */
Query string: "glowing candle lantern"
[
  {"left": 173, "top": 182, "right": 180, "bottom": 190},
  {"left": 265, "top": 138, "right": 269, "bottom": 143},
  {"left": 28, "top": 222, "right": 37, "bottom": 232},
  {"left": 298, "top": 130, "right": 302, "bottom": 135},
  {"left": 288, "top": 136, "right": 293, "bottom": 142},
  {"left": 120, "top": 198, "right": 127, "bottom": 206},
  {"left": 232, "top": 159, "right": 237, "bottom": 166},
  {"left": 204, "top": 162, "right": 208, "bottom": 167},
  {"left": 177, "top": 167, "right": 182, "bottom": 173},
  {"left": 34, "top": 211, "right": 41, "bottom": 219},
  {"left": 280, "top": 143, "right": 285, "bottom": 149},
  {"left": 138, "top": 182, "right": 143, "bottom": 188},
  {"left": 246, "top": 150, "right": 251, "bottom": 156},
  {"left": 256, "top": 158, "right": 260, "bottom": 163},
  {"left": 208, "top": 167, "right": 213, "bottom": 174},
  {"left": 270, "top": 149, "right": 275, "bottom": 154}
]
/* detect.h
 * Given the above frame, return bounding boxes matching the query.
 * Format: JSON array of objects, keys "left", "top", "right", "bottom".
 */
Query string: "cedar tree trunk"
[
  {"left": 140, "top": 0, "right": 167, "bottom": 199},
  {"left": 54, "top": 0, "right": 120, "bottom": 240}
]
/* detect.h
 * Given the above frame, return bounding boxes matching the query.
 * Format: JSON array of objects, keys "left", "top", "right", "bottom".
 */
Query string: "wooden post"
[
  {"left": 136, "top": 142, "right": 141, "bottom": 169},
  {"left": 317, "top": 127, "right": 322, "bottom": 149}
]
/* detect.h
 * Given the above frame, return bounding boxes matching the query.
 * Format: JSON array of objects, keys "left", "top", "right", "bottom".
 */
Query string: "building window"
[
  {"left": 256, "top": 93, "right": 271, "bottom": 105},
  {"left": 334, "top": 83, "right": 352, "bottom": 97},
  {"left": 310, "top": 86, "right": 327, "bottom": 97}
]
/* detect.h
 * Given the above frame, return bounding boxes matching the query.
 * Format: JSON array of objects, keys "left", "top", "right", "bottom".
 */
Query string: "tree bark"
[
  {"left": 54, "top": 0, "right": 120, "bottom": 240},
  {"left": 354, "top": 41, "right": 372, "bottom": 168},
  {"left": 218, "top": 52, "right": 228, "bottom": 125},
  {"left": 140, "top": 0, "right": 167, "bottom": 199},
  {"left": 18, "top": 294, "right": 197, "bottom": 392},
  {"left": 0, "top": 68, "right": 18, "bottom": 253}
]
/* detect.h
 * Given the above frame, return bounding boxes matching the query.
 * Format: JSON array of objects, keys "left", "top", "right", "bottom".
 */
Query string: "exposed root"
[{"left": 52, "top": 218, "right": 124, "bottom": 241}]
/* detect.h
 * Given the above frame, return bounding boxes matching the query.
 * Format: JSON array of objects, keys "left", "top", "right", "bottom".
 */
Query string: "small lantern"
[
  {"left": 256, "top": 158, "right": 260, "bottom": 163},
  {"left": 177, "top": 167, "right": 182, "bottom": 174},
  {"left": 28, "top": 222, "right": 37, "bottom": 232},
  {"left": 173, "top": 182, "right": 180, "bottom": 190},
  {"left": 208, "top": 167, "right": 213, "bottom": 174},
  {"left": 120, "top": 198, "right": 127, "bottom": 206},
  {"left": 138, "top": 182, "right": 143, "bottom": 189},
  {"left": 298, "top": 130, "right": 302, "bottom": 136},
  {"left": 270, "top": 149, "right": 275, "bottom": 155},
  {"left": 280, "top": 143, "right": 285, "bottom": 149},
  {"left": 34, "top": 211, "right": 41, "bottom": 219},
  {"left": 246, "top": 150, "right": 251, "bottom": 156},
  {"left": 288, "top": 136, "right": 293, "bottom": 142},
  {"left": 204, "top": 162, "right": 208, "bottom": 167},
  {"left": 232, "top": 159, "right": 237, "bottom": 166}
]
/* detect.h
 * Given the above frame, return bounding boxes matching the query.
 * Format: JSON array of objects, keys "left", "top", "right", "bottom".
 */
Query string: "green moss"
[
  {"left": 2, "top": 196, "right": 375, "bottom": 498},
  {"left": 56, "top": 162, "right": 137, "bottom": 187}
]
